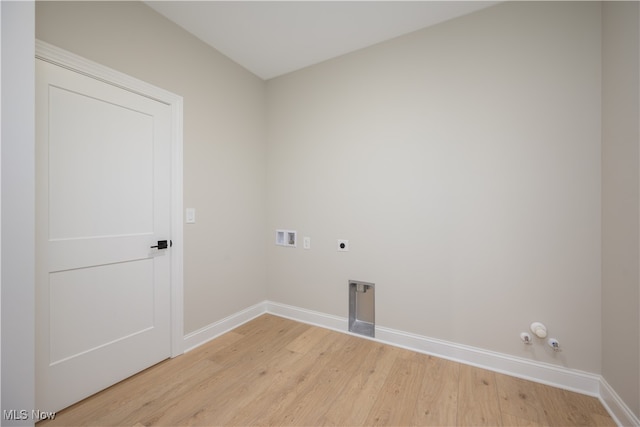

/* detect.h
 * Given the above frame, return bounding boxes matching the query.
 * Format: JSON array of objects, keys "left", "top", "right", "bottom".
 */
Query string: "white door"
[{"left": 36, "top": 58, "right": 172, "bottom": 412}]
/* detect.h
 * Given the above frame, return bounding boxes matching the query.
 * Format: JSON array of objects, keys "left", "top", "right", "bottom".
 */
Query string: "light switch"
[{"left": 186, "top": 208, "right": 196, "bottom": 224}]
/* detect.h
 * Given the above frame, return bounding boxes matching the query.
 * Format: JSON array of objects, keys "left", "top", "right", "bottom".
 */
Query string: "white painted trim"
[
  {"left": 1, "top": 0, "right": 4, "bottom": 414},
  {"left": 35, "top": 40, "right": 177, "bottom": 105},
  {"left": 600, "top": 377, "right": 640, "bottom": 427},
  {"left": 265, "top": 301, "right": 602, "bottom": 396},
  {"left": 34, "top": 40, "right": 185, "bottom": 357},
  {"left": 183, "top": 302, "right": 267, "bottom": 352},
  {"left": 265, "top": 300, "right": 347, "bottom": 332},
  {"left": 169, "top": 93, "right": 185, "bottom": 357},
  {"left": 375, "top": 325, "right": 601, "bottom": 397},
  {"left": 183, "top": 300, "right": 635, "bottom": 426}
]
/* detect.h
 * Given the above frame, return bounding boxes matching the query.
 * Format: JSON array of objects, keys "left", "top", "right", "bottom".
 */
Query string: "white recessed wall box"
[{"left": 276, "top": 229, "right": 297, "bottom": 247}]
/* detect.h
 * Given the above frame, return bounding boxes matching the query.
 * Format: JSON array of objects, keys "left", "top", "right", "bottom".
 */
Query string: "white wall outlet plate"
[
  {"left": 185, "top": 208, "right": 196, "bottom": 224},
  {"left": 303, "top": 236, "right": 311, "bottom": 249},
  {"left": 338, "top": 239, "right": 349, "bottom": 251}
]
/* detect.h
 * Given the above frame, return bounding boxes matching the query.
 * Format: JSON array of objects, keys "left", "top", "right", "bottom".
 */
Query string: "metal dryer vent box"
[{"left": 348, "top": 280, "right": 375, "bottom": 338}]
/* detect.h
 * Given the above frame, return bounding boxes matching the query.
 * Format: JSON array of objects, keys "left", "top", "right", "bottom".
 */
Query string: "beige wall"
[
  {"left": 33, "top": 0, "right": 640, "bottom": 417},
  {"left": 36, "top": 1, "right": 268, "bottom": 334},
  {"left": 602, "top": 1, "right": 640, "bottom": 418},
  {"left": 266, "top": 1, "right": 603, "bottom": 373}
]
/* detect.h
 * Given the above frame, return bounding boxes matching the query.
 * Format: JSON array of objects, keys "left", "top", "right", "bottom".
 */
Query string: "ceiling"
[{"left": 144, "top": 1, "right": 499, "bottom": 80}]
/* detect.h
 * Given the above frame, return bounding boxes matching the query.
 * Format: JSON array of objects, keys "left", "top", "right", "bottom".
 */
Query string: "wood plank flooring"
[{"left": 39, "top": 314, "right": 616, "bottom": 426}]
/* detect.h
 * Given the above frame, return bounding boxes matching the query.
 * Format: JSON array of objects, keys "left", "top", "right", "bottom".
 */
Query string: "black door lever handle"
[{"left": 151, "top": 240, "right": 168, "bottom": 249}]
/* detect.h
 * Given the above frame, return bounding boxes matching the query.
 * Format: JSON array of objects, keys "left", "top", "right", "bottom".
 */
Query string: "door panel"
[
  {"left": 36, "top": 58, "right": 172, "bottom": 412},
  {"left": 48, "top": 85, "right": 154, "bottom": 240},
  {"left": 49, "top": 259, "right": 155, "bottom": 364}
]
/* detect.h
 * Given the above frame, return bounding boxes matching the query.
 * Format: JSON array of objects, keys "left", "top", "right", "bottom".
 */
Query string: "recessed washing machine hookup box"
[{"left": 348, "top": 280, "right": 375, "bottom": 338}]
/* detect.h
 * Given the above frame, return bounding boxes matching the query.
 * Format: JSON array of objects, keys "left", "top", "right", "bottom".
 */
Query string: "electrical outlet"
[
  {"left": 338, "top": 239, "right": 349, "bottom": 252},
  {"left": 303, "top": 237, "right": 311, "bottom": 249}
]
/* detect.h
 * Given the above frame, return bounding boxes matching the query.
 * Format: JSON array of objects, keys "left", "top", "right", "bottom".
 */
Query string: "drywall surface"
[
  {"left": 36, "top": 1, "right": 268, "bottom": 335},
  {"left": 1, "top": 1, "right": 35, "bottom": 424},
  {"left": 266, "top": 1, "right": 602, "bottom": 373},
  {"left": 602, "top": 1, "right": 640, "bottom": 418}
]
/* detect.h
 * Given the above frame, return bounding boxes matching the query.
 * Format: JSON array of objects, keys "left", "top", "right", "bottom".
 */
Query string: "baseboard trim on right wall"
[
  {"left": 265, "top": 300, "right": 638, "bottom": 427},
  {"left": 375, "top": 324, "right": 639, "bottom": 427},
  {"left": 599, "top": 377, "right": 640, "bottom": 427}
]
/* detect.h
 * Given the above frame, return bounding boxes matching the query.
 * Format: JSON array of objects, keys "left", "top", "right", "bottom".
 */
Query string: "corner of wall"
[{"left": 601, "top": 0, "right": 640, "bottom": 420}]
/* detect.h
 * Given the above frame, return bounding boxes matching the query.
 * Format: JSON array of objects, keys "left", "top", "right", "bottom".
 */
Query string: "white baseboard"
[
  {"left": 183, "top": 300, "right": 638, "bottom": 426},
  {"left": 265, "top": 300, "right": 638, "bottom": 426},
  {"left": 376, "top": 325, "right": 601, "bottom": 396},
  {"left": 182, "top": 301, "right": 267, "bottom": 352},
  {"left": 265, "top": 301, "right": 601, "bottom": 394},
  {"left": 600, "top": 377, "right": 640, "bottom": 427},
  {"left": 265, "top": 300, "right": 347, "bottom": 332}
]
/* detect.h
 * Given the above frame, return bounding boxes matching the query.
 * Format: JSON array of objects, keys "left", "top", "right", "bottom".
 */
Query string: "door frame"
[{"left": 35, "top": 39, "right": 184, "bottom": 358}]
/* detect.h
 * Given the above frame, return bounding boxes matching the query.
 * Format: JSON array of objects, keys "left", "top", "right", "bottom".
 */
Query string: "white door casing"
[{"left": 35, "top": 41, "right": 183, "bottom": 412}]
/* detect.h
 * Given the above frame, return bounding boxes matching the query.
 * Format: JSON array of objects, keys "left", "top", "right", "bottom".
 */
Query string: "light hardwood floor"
[{"left": 39, "top": 314, "right": 616, "bottom": 426}]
